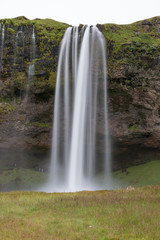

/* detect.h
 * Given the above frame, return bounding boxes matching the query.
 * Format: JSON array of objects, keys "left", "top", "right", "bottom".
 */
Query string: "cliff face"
[
  {"left": 0, "top": 16, "right": 68, "bottom": 99},
  {"left": 0, "top": 16, "right": 160, "bottom": 169},
  {"left": 0, "top": 17, "right": 68, "bottom": 150},
  {"left": 101, "top": 17, "right": 160, "bottom": 167}
]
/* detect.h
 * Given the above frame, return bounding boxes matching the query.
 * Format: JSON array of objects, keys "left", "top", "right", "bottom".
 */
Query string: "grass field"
[{"left": 0, "top": 186, "right": 160, "bottom": 239}]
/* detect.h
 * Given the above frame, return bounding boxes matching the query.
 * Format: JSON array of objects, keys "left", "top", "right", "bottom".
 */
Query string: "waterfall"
[
  {"left": 25, "top": 25, "right": 36, "bottom": 102},
  {"left": 13, "top": 30, "right": 25, "bottom": 69},
  {"left": 30, "top": 25, "right": 36, "bottom": 70},
  {"left": 47, "top": 26, "right": 111, "bottom": 192},
  {"left": 0, "top": 24, "right": 5, "bottom": 74},
  {"left": 28, "top": 25, "right": 36, "bottom": 78}
]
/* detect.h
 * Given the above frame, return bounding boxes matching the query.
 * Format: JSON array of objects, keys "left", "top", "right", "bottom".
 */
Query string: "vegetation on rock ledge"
[{"left": 101, "top": 16, "right": 160, "bottom": 73}]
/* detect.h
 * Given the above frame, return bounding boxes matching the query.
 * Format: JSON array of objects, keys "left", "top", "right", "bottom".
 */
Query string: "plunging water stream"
[
  {"left": 25, "top": 25, "right": 36, "bottom": 102},
  {"left": 29, "top": 25, "right": 36, "bottom": 77},
  {"left": 46, "top": 26, "right": 111, "bottom": 192},
  {"left": 0, "top": 24, "right": 5, "bottom": 74},
  {"left": 13, "top": 30, "right": 25, "bottom": 68}
]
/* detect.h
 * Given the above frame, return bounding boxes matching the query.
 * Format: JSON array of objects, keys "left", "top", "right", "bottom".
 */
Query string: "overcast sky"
[{"left": 1, "top": 0, "right": 160, "bottom": 25}]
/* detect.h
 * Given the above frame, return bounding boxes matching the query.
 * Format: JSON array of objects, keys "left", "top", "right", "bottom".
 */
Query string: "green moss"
[
  {"left": 101, "top": 16, "right": 160, "bottom": 71},
  {"left": 128, "top": 124, "right": 138, "bottom": 131},
  {"left": 33, "top": 73, "right": 56, "bottom": 91},
  {"left": 0, "top": 97, "right": 12, "bottom": 103},
  {"left": 48, "top": 72, "right": 57, "bottom": 89},
  {"left": 103, "top": 18, "right": 160, "bottom": 49},
  {"left": 30, "top": 122, "right": 52, "bottom": 128},
  {"left": 0, "top": 103, "right": 16, "bottom": 114},
  {"left": 1, "top": 16, "right": 69, "bottom": 44},
  {"left": 14, "top": 72, "right": 27, "bottom": 91},
  {"left": 32, "top": 72, "right": 57, "bottom": 101},
  {"left": 33, "top": 76, "right": 46, "bottom": 88},
  {"left": 7, "top": 27, "right": 15, "bottom": 34},
  {"left": 33, "top": 18, "right": 69, "bottom": 43}
]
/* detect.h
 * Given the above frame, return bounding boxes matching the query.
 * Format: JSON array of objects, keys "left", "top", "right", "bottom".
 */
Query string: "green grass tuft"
[
  {"left": 113, "top": 160, "right": 160, "bottom": 188},
  {"left": 0, "top": 168, "right": 48, "bottom": 191},
  {"left": 30, "top": 122, "right": 52, "bottom": 128}
]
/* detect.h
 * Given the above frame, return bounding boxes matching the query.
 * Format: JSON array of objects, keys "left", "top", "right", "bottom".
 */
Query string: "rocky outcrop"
[
  {"left": 101, "top": 17, "right": 160, "bottom": 168},
  {"left": 0, "top": 16, "right": 160, "bottom": 169}
]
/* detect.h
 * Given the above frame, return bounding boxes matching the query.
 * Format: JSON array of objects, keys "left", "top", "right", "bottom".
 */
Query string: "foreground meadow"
[{"left": 0, "top": 186, "right": 160, "bottom": 239}]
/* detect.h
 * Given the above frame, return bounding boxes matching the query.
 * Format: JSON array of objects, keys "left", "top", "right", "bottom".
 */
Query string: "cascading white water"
[
  {"left": 28, "top": 25, "right": 36, "bottom": 78},
  {"left": 0, "top": 24, "right": 5, "bottom": 74},
  {"left": 46, "top": 25, "right": 111, "bottom": 192},
  {"left": 1, "top": 24, "right": 5, "bottom": 61},
  {"left": 13, "top": 30, "right": 25, "bottom": 67},
  {"left": 25, "top": 25, "right": 36, "bottom": 102}
]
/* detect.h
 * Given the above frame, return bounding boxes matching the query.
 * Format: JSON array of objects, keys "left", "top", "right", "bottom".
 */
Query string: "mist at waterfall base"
[{"left": 41, "top": 26, "right": 112, "bottom": 192}]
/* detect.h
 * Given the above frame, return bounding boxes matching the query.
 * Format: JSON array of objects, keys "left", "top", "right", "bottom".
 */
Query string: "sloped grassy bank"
[{"left": 0, "top": 186, "right": 160, "bottom": 239}]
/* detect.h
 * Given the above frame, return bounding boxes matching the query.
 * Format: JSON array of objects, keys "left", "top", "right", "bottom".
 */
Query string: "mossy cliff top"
[
  {"left": 0, "top": 17, "right": 70, "bottom": 101},
  {"left": 1, "top": 16, "right": 69, "bottom": 42},
  {"left": 100, "top": 16, "right": 160, "bottom": 74}
]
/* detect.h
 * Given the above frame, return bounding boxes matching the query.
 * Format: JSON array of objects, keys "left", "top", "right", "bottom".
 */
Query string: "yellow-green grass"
[
  {"left": 113, "top": 160, "right": 160, "bottom": 188},
  {"left": 0, "top": 186, "right": 160, "bottom": 239},
  {"left": 0, "top": 168, "right": 48, "bottom": 191}
]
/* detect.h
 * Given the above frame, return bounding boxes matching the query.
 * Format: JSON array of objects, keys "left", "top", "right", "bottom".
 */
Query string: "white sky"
[{"left": 1, "top": 0, "right": 160, "bottom": 25}]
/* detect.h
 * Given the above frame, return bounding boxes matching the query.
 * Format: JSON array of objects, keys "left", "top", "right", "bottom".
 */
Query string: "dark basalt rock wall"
[{"left": 0, "top": 16, "right": 160, "bottom": 169}]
